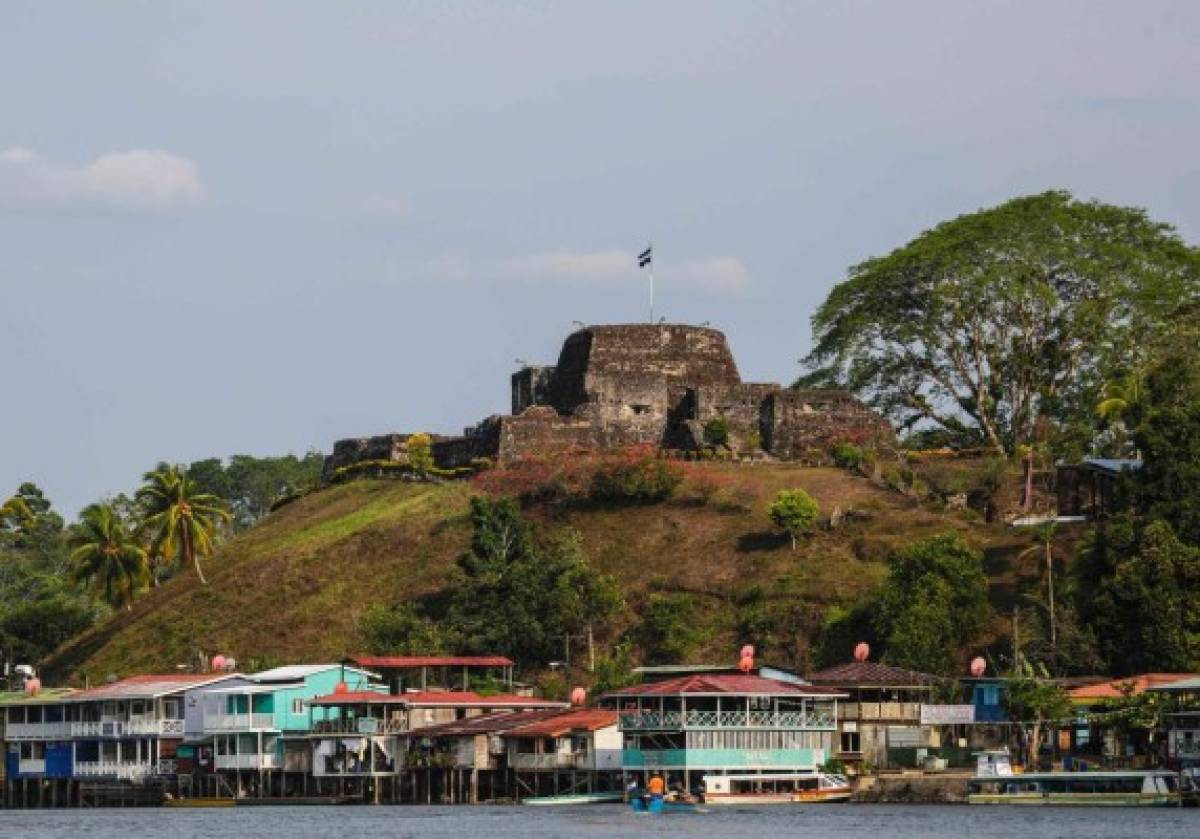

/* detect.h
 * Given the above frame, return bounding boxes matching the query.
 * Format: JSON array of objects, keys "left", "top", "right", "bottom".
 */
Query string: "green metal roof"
[{"left": 0, "top": 687, "right": 77, "bottom": 706}]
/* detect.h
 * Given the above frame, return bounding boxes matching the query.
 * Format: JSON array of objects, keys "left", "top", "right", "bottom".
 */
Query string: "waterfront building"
[
  {"left": 305, "top": 689, "right": 565, "bottom": 801},
  {"left": 806, "top": 661, "right": 941, "bottom": 769},
  {"left": 1066, "top": 673, "right": 1197, "bottom": 767},
  {"left": 601, "top": 674, "right": 845, "bottom": 792},
  {"left": 195, "top": 663, "right": 381, "bottom": 797},
  {"left": 503, "top": 708, "right": 621, "bottom": 798}
]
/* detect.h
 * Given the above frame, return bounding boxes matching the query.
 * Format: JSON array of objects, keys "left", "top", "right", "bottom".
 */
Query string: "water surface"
[{"left": 1, "top": 804, "right": 1196, "bottom": 838}]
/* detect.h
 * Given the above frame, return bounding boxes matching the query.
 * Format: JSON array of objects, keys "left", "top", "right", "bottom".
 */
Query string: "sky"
[{"left": 2, "top": 1, "right": 1199, "bottom": 517}]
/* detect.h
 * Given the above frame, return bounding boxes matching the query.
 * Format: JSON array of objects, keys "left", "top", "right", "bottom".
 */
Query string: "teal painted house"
[
  {"left": 603, "top": 674, "right": 845, "bottom": 791},
  {"left": 200, "top": 664, "right": 381, "bottom": 780}
]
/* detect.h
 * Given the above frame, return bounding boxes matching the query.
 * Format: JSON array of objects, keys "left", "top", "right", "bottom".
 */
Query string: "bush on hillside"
[
  {"left": 589, "top": 447, "right": 683, "bottom": 504},
  {"left": 831, "top": 441, "right": 863, "bottom": 470},
  {"left": 768, "top": 489, "right": 821, "bottom": 549}
]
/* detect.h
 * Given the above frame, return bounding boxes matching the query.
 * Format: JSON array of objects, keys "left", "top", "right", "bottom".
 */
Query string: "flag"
[{"left": 638, "top": 245, "right": 652, "bottom": 268}]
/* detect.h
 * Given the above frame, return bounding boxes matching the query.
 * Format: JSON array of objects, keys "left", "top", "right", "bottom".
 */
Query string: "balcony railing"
[
  {"left": 74, "top": 760, "right": 155, "bottom": 781},
  {"left": 312, "top": 718, "right": 408, "bottom": 736},
  {"left": 510, "top": 752, "right": 591, "bottom": 771},
  {"left": 204, "top": 713, "right": 277, "bottom": 731},
  {"left": 214, "top": 753, "right": 283, "bottom": 771},
  {"left": 839, "top": 702, "right": 923, "bottom": 722},
  {"left": 619, "top": 710, "right": 833, "bottom": 731},
  {"left": 70, "top": 718, "right": 184, "bottom": 738},
  {"left": 5, "top": 722, "right": 70, "bottom": 740}
]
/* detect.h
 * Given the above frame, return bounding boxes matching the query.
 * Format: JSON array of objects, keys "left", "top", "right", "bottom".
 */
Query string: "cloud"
[
  {"left": 423, "top": 249, "right": 750, "bottom": 293},
  {"left": 0, "top": 146, "right": 202, "bottom": 211}
]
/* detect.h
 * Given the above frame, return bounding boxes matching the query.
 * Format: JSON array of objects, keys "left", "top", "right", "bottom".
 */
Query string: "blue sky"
[{"left": 2, "top": 1, "right": 1199, "bottom": 516}]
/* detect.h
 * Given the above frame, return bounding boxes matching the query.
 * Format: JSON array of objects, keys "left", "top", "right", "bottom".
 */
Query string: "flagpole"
[{"left": 648, "top": 241, "right": 654, "bottom": 324}]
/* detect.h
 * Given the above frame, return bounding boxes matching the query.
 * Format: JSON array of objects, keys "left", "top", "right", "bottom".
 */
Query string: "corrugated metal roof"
[
  {"left": 0, "top": 688, "right": 78, "bottom": 706},
  {"left": 404, "top": 710, "right": 563, "bottom": 738},
  {"left": 1150, "top": 676, "right": 1200, "bottom": 692},
  {"left": 65, "top": 674, "right": 242, "bottom": 701},
  {"left": 504, "top": 709, "right": 618, "bottom": 738},
  {"left": 350, "top": 655, "right": 513, "bottom": 668},
  {"left": 250, "top": 664, "right": 377, "bottom": 682},
  {"left": 1083, "top": 457, "right": 1143, "bottom": 475},
  {"left": 603, "top": 674, "right": 844, "bottom": 698},
  {"left": 1070, "top": 673, "right": 1197, "bottom": 701},
  {"left": 308, "top": 690, "right": 565, "bottom": 708},
  {"left": 805, "top": 661, "right": 939, "bottom": 688}
]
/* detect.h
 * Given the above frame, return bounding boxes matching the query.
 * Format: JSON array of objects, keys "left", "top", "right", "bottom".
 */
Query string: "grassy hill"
[{"left": 42, "top": 463, "right": 1038, "bottom": 684}]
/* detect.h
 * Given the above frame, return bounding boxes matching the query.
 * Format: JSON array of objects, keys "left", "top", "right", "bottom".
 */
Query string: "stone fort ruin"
[{"left": 323, "top": 323, "right": 891, "bottom": 479}]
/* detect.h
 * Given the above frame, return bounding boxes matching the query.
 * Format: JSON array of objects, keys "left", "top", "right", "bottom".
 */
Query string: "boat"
[
  {"left": 700, "top": 772, "right": 852, "bottom": 805},
  {"left": 628, "top": 794, "right": 700, "bottom": 813},
  {"left": 164, "top": 797, "right": 236, "bottom": 808},
  {"left": 522, "top": 791, "right": 624, "bottom": 806},
  {"left": 967, "top": 770, "right": 1183, "bottom": 806}
]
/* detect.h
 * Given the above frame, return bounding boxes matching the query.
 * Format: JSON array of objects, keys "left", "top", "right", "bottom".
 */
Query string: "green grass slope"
[{"left": 42, "top": 465, "right": 1031, "bottom": 683}]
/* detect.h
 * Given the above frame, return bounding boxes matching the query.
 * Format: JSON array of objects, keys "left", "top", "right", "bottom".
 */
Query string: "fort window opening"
[{"left": 630, "top": 404, "right": 651, "bottom": 415}]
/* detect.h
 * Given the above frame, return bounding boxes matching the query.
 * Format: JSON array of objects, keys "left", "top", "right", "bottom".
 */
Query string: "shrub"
[
  {"left": 635, "top": 593, "right": 710, "bottom": 663},
  {"left": 407, "top": 432, "right": 434, "bottom": 474},
  {"left": 831, "top": 442, "right": 863, "bottom": 470},
  {"left": 769, "top": 489, "right": 821, "bottom": 549},
  {"left": 703, "top": 417, "right": 730, "bottom": 447},
  {"left": 589, "top": 448, "right": 683, "bottom": 504}
]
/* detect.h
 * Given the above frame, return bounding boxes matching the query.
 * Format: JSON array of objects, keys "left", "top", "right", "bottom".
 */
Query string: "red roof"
[
  {"left": 350, "top": 655, "right": 514, "bottom": 668},
  {"left": 67, "top": 674, "right": 240, "bottom": 701},
  {"left": 806, "top": 661, "right": 939, "bottom": 688},
  {"left": 504, "top": 709, "right": 618, "bottom": 738},
  {"left": 1070, "top": 673, "right": 1197, "bottom": 701},
  {"left": 308, "top": 690, "right": 565, "bottom": 708},
  {"left": 603, "top": 674, "right": 844, "bottom": 698}
]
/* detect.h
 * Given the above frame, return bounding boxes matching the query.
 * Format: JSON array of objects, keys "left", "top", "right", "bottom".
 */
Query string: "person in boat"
[{"left": 647, "top": 772, "right": 665, "bottom": 800}]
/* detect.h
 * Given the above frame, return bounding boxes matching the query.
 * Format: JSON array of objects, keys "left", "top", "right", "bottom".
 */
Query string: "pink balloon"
[
  {"left": 740, "top": 645, "right": 755, "bottom": 660},
  {"left": 853, "top": 642, "right": 870, "bottom": 663},
  {"left": 24, "top": 677, "right": 41, "bottom": 696},
  {"left": 211, "top": 655, "right": 226, "bottom": 671},
  {"left": 570, "top": 687, "right": 587, "bottom": 706},
  {"left": 970, "top": 657, "right": 986, "bottom": 677},
  {"left": 738, "top": 656, "right": 754, "bottom": 673}
]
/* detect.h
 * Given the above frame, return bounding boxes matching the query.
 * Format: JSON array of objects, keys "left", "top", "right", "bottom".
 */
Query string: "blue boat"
[{"left": 629, "top": 794, "right": 699, "bottom": 813}]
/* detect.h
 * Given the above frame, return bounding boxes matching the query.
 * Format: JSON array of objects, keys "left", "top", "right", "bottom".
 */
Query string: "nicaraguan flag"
[{"left": 638, "top": 245, "right": 652, "bottom": 268}]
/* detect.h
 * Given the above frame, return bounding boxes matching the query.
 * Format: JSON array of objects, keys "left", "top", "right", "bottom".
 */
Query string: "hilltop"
[{"left": 41, "top": 461, "right": 1041, "bottom": 684}]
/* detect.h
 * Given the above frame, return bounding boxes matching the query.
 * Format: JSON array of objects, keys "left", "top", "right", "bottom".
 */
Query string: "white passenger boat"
[{"left": 700, "top": 772, "right": 851, "bottom": 805}]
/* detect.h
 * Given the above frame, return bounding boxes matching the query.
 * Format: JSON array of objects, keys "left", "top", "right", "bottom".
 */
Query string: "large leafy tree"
[
  {"left": 875, "top": 532, "right": 991, "bottom": 674},
  {"left": 1003, "top": 661, "right": 1072, "bottom": 769},
  {"left": 136, "top": 464, "right": 231, "bottom": 585},
  {"left": 68, "top": 503, "right": 149, "bottom": 610},
  {"left": 801, "top": 191, "right": 1200, "bottom": 455},
  {"left": 188, "top": 452, "right": 323, "bottom": 531}
]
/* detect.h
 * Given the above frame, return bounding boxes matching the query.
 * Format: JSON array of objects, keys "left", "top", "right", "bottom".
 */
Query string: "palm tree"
[
  {"left": 69, "top": 503, "right": 149, "bottom": 610},
  {"left": 1017, "top": 522, "right": 1062, "bottom": 664},
  {"left": 0, "top": 494, "right": 33, "bottom": 529},
  {"left": 136, "top": 465, "right": 231, "bottom": 585}
]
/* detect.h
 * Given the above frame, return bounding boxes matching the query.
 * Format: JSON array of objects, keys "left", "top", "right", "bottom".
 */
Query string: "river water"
[{"left": 0, "top": 804, "right": 1197, "bottom": 838}]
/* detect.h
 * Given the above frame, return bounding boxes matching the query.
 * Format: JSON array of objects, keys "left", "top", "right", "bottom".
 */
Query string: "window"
[
  {"left": 840, "top": 731, "right": 861, "bottom": 753},
  {"left": 292, "top": 699, "right": 304, "bottom": 715}
]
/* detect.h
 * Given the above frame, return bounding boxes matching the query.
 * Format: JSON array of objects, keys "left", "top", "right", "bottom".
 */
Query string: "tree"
[
  {"left": 448, "top": 497, "right": 619, "bottom": 666},
  {"left": 406, "top": 433, "right": 435, "bottom": 475},
  {"left": 1017, "top": 523, "right": 1062, "bottom": 664},
  {"left": 136, "top": 464, "right": 232, "bottom": 585},
  {"left": 702, "top": 417, "right": 730, "bottom": 448},
  {"left": 1003, "top": 660, "right": 1072, "bottom": 769},
  {"left": 68, "top": 503, "right": 149, "bottom": 610},
  {"left": 358, "top": 602, "right": 452, "bottom": 655},
  {"left": 188, "top": 452, "right": 324, "bottom": 530},
  {"left": 800, "top": 191, "right": 1200, "bottom": 455},
  {"left": 768, "top": 489, "right": 820, "bottom": 550},
  {"left": 635, "top": 593, "right": 710, "bottom": 664},
  {"left": 875, "top": 533, "right": 991, "bottom": 674},
  {"left": 1074, "top": 517, "right": 1200, "bottom": 674}
]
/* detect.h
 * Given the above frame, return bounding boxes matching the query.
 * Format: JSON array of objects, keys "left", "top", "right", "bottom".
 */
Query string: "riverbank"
[{"left": 851, "top": 772, "right": 972, "bottom": 804}]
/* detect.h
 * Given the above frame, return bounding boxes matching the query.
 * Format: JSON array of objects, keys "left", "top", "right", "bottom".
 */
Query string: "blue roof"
[{"left": 1083, "top": 458, "right": 1142, "bottom": 476}]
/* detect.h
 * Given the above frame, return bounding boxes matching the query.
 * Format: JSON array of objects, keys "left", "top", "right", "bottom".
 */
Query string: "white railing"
[
  {"left": 18, "top": 759, "right": 46, "bottom": 775},
  {"left": 70, "top": 719, "right": 184, "bottom": 737},
  {"left": 214, "top": 753, "right": 283, "bottom": 771},
  {"left": 312, "top": 718, "right": 407, "bottom": 735},
  {"left": 73, "top": 761, "right": 155, "bottom": 781},
  {"left": 204, "top": 713, "right": 276, "bottom": 731},
  {"left": 5, "top": 722, "right": 70, "bottom": 740},
  {"left": 619, "top": 710, "right": 834, "bottom": 731}
]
